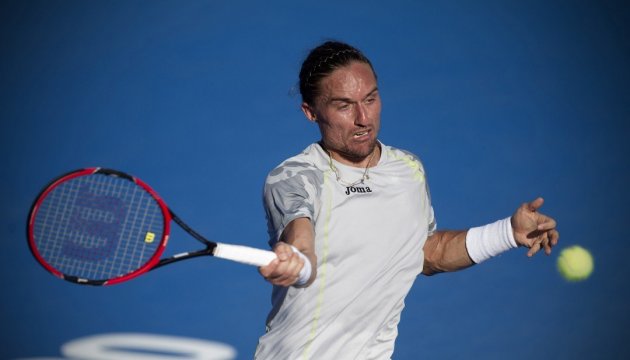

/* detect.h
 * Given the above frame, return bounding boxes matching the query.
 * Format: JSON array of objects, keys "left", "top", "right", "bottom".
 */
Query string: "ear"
[{"left": 301, "top": 102, "right": 317, "bottom": 123}]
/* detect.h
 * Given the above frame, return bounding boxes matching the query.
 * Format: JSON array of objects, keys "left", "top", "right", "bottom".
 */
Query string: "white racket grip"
[
  {"left": 214, "top": 243, "right": 312, "bottom": 286},
  {"left": 214, "top": 243, "right": 276, "bottom": 267}
]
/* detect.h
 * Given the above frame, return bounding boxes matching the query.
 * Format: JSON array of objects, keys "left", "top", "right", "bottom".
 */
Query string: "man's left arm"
[
  {"left": 422, "top": 197, "right": 560, "bottom": 276},
  {"left": 422, "top": 230, "right": 471, "bottom": 275}
]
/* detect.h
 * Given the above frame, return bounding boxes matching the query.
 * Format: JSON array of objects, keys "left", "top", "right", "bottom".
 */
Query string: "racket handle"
[
  {"left": 214, "top": 243, "right": 277, "bottom": 267},
  {"left": 214, "top": 243, "right": 312, "bottom": 285}
]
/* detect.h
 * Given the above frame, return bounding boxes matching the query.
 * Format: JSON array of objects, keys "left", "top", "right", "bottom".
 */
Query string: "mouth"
[{"left": 353, "top": 129, "right": 370, "bottom": 139}]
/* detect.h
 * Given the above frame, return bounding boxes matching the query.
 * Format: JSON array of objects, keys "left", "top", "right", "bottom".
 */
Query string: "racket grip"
[{"left": 214, "top": 243, "right": 277, "bottom": 267}]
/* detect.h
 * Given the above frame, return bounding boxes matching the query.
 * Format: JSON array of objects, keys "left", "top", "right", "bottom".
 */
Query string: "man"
[{"left": 255, "top": 41, "right": 559, "bottom": 359}]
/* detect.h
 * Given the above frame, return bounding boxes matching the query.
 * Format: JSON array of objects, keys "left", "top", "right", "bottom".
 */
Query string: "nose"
[{"left": 355, "top": 103, "right": 368, "bottom": 126}]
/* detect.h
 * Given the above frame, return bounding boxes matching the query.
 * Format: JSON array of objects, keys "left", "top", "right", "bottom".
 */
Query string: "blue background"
[{"left": 2, "top": 0, "right": 629, "bottom": 359}]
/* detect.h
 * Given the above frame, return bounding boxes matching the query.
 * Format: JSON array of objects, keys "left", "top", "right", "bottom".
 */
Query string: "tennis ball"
[{"left": 557, "top": 245, "right": 593, "bottom": 282}]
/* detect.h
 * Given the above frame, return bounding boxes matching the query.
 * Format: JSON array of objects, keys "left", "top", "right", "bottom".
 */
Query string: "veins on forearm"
[{"left": 422, "top": 230, "right": 473, "bottom": 276}]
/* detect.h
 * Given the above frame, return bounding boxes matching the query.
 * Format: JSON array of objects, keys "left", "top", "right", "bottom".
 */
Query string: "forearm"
[
  {"left": 422, "top": 217, "right": 522, "bottom": 275},
  {"left": 279, "top": 217, "right": 317, "bottom": 285},
  {"left": 422, "top": 230, "right": 474, "bottom": 275}
]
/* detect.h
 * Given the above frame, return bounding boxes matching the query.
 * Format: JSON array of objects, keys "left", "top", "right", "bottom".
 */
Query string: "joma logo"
[{"left": 345, "top": 186, "right": 373, "bottom": 195}]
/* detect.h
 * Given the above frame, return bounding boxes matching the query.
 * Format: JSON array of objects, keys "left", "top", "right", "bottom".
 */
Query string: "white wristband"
[
  {"left": 290, "top": 245, "right": 312, "bottom": 286},
  {"left": 465, "top": 217, "right": 518, "bottom": 264}
]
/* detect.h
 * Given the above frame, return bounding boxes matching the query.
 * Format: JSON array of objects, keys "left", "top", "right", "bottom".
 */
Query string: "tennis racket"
[{"left": 27, "top": 167, "right": 283, "bottom": 286}]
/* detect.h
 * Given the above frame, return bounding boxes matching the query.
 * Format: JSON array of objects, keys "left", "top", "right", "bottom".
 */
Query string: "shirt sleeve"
[
  {"left": 262, "top": 161, "right": 322, "bottom": 247},
  {"left": 424, "top": 176, "right": 437, "bottom": 236},
  {"left": 402, "top": 149, "right": 437, "bottom": 236}
]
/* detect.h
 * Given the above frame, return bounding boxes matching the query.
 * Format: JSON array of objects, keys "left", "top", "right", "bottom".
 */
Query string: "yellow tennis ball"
[{"left": 557, "top": 245, "right": 594, "bottom": 282}]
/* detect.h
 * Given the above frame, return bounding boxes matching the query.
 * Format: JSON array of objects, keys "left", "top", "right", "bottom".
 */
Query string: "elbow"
[
  {"left": 421, "top": 267, "right": 437, "bottom": 276},
  {"left": 421, "top": 251, "right": 446, "bottom": 276},
  {"left": 422, "top": 262, "right": 445, "bottom": 276}
]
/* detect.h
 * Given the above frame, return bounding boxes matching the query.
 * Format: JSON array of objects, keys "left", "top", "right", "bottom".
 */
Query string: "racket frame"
[{"left": 27, "top": 168, "right": 173, "bottom": 285}]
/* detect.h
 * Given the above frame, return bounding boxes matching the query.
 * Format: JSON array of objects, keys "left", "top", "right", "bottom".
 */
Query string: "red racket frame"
[{"left": 27, "top": 168, "right": 172, "bottom": 285}]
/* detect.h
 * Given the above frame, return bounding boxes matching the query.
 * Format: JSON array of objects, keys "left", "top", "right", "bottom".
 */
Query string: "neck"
[{"left": 319, "top": 141, "right": 381, "bottom": 168}]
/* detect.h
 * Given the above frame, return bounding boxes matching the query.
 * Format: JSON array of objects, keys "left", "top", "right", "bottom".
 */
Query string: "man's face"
[{"left": 302, "top": 61, "right": 381, "bottom": 166}]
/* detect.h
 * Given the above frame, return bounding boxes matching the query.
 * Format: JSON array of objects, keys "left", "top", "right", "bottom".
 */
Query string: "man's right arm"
[{"left": 259, "top": 217, "right": 317, "bottom": 287}]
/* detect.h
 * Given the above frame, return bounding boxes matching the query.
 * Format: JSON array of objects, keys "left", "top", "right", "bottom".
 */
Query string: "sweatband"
[
  {"left": 290, "top": 245, "right": 312, "bottom": 286},
  {"left": 465, "top": 217, "right": 518, "bottom": 264}
]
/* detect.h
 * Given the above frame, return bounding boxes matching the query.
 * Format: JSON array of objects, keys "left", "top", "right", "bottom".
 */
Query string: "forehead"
[{"left": 318, "top": 61, "right": 377, "bottom": 100}]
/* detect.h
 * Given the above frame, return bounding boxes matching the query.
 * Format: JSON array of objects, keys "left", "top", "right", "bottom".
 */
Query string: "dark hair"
[{"left": 299, "top": 41, "right": 376, "bottom": 105}]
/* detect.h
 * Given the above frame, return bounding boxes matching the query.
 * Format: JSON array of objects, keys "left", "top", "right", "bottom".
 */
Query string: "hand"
[
  {"left": 258, "top": 242, "right": 305, "bottom": 287},
  {"left": 511, "top": 197, "right": 560, "bottom": 257}
]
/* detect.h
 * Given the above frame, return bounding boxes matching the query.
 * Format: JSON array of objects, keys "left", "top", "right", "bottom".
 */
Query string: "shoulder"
[
  {"left": 265, "top": 143, "right": 327, "bottom": 189},
  {"left": 381, "top": 143, "right": 427, "bottom": 172}
]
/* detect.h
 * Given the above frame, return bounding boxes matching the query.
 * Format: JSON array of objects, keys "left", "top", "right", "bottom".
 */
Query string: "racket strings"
[{"left": 32, "top": 173, "right": 165, "bottom": 281}]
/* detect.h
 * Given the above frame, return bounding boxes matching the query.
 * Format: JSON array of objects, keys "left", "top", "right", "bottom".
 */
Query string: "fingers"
[
  {"left": 274, "top": 242, "right": 294, "bottom": 262},
  {"left": 526, "top": 230, "right": 546, "bottom": 257},
  {"left": 549, "top": 228, "right": 559, "bottom": 246},
  {"left": 526, "top": 197, "right": 544, "bottom": 212},
  {"left": 258, "top": 243, "right": 305, "bottom": 287},
  {"left": 513, "top": 196, "right": 560, "bottom": 257},
  {"left": 527, "top": 239, "right": 542, "bottom": 257},
  {"left": 537, "top": 216, "right": 557, "bottom": 231},
  {"left": 525, "top": 228, "right": 560, "bottom": 257}
]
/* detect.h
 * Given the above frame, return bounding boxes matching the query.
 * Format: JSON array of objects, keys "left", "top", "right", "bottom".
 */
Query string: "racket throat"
[{"left": 170, "top": 211, "right": 215, "bottom": 246}]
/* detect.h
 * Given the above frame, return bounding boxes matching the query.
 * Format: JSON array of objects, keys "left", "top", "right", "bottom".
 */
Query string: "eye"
[{"left": 366, "top": 91, "right": 380, "bottom": 104}]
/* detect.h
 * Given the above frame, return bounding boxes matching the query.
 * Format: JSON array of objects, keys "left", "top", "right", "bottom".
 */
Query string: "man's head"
[
  {"left": 299, "top": 41, "right": 381, "bottom": 166},
  {"left": 299, "top": 41, "right": 377, "bottom": 106}
]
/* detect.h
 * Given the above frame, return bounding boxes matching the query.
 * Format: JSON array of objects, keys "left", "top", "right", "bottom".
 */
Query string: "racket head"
[{"left": 27, "top": 168, "right": 171, "bottom": 285}]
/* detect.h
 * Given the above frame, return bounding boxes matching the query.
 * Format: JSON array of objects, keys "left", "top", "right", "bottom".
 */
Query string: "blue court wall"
[{"left": 1, "top": 1, "right": 629, "bottom": 359}]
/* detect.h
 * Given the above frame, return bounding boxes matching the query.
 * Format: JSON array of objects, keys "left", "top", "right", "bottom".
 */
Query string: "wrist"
[
  {"left": 289, "top": 245, "right": 312, "bottom": 287},
  {"left": 465, "top": 217, "right": 517, "bottom": 264}
]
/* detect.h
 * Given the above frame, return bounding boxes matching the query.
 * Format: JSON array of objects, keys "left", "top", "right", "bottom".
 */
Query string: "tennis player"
[{"left": 255, "top": 41, "right": 559, "bottom": 359}]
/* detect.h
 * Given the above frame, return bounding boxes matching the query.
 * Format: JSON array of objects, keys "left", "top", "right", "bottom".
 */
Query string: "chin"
[{"left": 349, "top": 141, "right": 378, "bottom": 159}]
